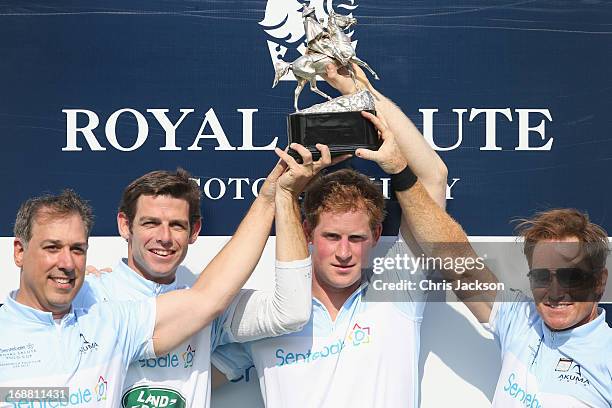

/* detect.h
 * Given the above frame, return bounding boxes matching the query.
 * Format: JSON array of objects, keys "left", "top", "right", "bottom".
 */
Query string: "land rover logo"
[{"left": 122, "top": 386, "right": 186, "bottom": 408}]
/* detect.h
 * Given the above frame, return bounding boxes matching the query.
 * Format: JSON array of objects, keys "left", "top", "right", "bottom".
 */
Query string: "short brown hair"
[
  {"left": 119, "top": 168, "right": 201, "bottom": 231},
  {"left": 514, "top": 208, "right": 609, "bottom": 270},
  {"left": 303, "top": 169, "right": 385, "bottom": 232},
  {"left": 14, "top": 189, "right": 94, "bottom": 243}
]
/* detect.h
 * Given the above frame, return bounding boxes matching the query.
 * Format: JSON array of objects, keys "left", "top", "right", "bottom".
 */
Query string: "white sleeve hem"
[{"left": 275, "top": 257, "right": 312, "bottom": 269}]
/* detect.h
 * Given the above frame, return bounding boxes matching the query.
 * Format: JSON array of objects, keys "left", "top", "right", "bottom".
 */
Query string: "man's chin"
[
  {"left": 329, "top": 275, "right": 361, "bottom": 291},
  {"left": 538, "top": 305, "right": 577, "bottom": 331},
  {"left": 46, "top": 298, "right": 74, "bottom": 316},
  {"left": 144, "top": 267, "right": 178, "bottom": 284}
]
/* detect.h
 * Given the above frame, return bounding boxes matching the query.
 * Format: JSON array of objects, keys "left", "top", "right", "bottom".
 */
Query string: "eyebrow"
[
  {"left": 322, "top": 231, "right": 368, "bottom": 238},
  {"left": 139, "top": 216, "right": 189, "bottom": 226},
  {"left": 138, "top": 216, "right": 161, "bottom": 223},
  {"left": 41, "top": 239, "right": 63, "bottom": 246},
  {"left": 40, "top": 239, "right": 88, "bottom": 249}
]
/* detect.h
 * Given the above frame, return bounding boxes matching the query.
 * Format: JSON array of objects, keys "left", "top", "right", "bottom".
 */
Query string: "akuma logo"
[
  {"left": 260, "top": 0, "right": 358, "bottom": 81},
  {"left": 556, "top": 360, "right": 590, "bottom": 387},
  {"left": 79, "top": 333, "right": 99, "bottom": 354},
  {"left": 347, "top": 322, "right": 371, "bottom": 346}
]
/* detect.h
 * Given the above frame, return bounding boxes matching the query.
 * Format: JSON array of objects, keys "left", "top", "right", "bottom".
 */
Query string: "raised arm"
[
  {"left": 151, "top": 162, "right": 279, "bottom": 355},
  {"left": 357, "top": 113, "right": 498, "bottom": 323},
  {"left": 323, "top": 63, "right": 447, "bottom": 257},
  {"left": 323, "top": 63, "right": 447, "bottom": 208},
  {"left": 225, "top": 145, "right": 348, "bottom": 342},
  {"left": 152, "top": 146, "right": 347, "bottom": 354}
]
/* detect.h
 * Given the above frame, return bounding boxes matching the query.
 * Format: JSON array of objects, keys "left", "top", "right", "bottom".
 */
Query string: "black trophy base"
[{"left": 287, "top": 110, "right": 380, "bottom": 161}]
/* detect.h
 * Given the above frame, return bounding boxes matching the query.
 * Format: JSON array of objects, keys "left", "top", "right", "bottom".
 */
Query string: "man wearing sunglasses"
[{"left": 398, "top": 178, "right": 611, "bottom": 406}]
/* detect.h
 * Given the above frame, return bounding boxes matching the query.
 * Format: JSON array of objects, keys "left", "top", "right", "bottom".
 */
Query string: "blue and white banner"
[
  {"left": 2, "top": 0, "right": 610, "bottom": 236},
  {"left": 2, "top": 3, "right": 611, "bottom": 407}
]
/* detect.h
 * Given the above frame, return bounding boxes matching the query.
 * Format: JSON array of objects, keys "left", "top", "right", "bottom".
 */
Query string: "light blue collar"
[
  {"left": 4, "top": 290, "right": 75, "bottom": 326},
  {"left": 312, "top": 282, "right": 366, "bottom": 326},
  {"left": 542, "top": 307, "right": 607, "bottom": 346},
  {"left": 112, "top": 259, "right": 179, "bottom": 296}
]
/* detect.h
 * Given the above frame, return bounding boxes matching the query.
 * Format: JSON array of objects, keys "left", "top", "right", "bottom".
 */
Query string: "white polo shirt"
[{"left": 213, "top": 237, "right": 427, "bottom": 407}]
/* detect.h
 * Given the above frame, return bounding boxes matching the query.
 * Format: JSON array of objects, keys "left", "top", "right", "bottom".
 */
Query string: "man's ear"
[
  {"left": 303, "top": 220, "right": 313, "bottom": 242},
  {"left": 13, "top": 238, "right": 25, "bottom": 268},
  {"left": 117, "top": 212, "right": 131, "bottom": 241},
  {"left": 596, "top": 268, "right": 608, "bottom": 300},
  {"left": 189, "top": 219, "right": 202, "bottom": 244},
  {"left": 372, "top": 223, "right": 383, "bottom": 245}
]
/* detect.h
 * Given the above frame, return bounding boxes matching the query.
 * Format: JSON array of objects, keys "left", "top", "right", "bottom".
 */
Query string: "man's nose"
[
  {"left": 57, "top": 247, "right": 75, "bottom": 272},
  {"left": 157, "top": 225, "right": 173, "bottom": 246},
  {"left": 547, "top": 275, "right": 568, "bottom": 301},
  {"left": 335, "top": 238, "right": 352, "bottom": 261}
]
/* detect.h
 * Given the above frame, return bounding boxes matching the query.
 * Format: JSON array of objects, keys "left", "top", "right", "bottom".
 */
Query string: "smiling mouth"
[
  {"left": 544, "top": 303, "right": 573, "bottom": 309},
  {"left": 48, "top": 276, "right": 74, "bottom": 289},
  {"left": 150, "top": 249, "right": 176, "bottom": 257}
]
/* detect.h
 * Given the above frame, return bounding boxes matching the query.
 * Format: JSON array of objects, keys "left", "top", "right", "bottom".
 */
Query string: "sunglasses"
[{"left": 527, "top": 268, "right": 596, "bottom": 289}]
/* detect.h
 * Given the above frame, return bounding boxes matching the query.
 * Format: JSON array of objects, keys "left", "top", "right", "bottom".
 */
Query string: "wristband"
[{"left": 390, "top": 165, "right": 417, "bottom": 192}]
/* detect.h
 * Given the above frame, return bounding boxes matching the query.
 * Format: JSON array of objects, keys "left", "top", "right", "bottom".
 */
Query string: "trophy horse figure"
[{"left": 273, "top": 6, "right": 379, "bottom": 111}]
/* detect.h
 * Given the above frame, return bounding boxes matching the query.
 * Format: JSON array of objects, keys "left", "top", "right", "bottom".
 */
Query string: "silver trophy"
[{"left": 272, "top": 2, "right": 381, "bottom": 159}]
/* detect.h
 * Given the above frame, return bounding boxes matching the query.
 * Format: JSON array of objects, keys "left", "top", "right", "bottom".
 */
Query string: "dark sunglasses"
[{"left": 527, "top": 268, "right": 596, "bottom": 289}]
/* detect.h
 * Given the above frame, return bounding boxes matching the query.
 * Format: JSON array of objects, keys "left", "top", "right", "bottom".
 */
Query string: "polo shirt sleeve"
[
  {"left": 106, "top": 297, "right": 157, "bottom": 365},
  {"left": 211, "top": 342, "right": 255, "bottom": 381},
  {"left": 209, "top": 289, "right": 247, "bottom": 349},
  {"left": 486, "top": 289, "right": 533, "bottom": 352}
]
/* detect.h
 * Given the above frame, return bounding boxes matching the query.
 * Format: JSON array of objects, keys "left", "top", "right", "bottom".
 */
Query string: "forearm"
[
  {"left": 327, "top": 64, "right": 446, "bottom": 206},
  {"left": 193, "top": 195, "right": 275, "bottom": 311},
  {"left": 275, "top": 192, "right": 309, "bottom": 261},
  {"left": 395, "top": 182, "right": 497, "bottom": 321},
  {"left": 229, "top": 258, "right": 312, "bottom": 341},
  {"left": 152, "top": 197, "right": 275, "bottom": 355},
  {"left": 396, "top": 182, "right": 465, "bottom": 245},
  {"left": 223, "top": 192, "right": 312, "bottom": 341},
  {"left": 369, "top": 88, "right": 447, "bottom": 208}
]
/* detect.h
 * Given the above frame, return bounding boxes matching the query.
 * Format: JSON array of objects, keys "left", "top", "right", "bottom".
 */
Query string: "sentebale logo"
[
  {"left": 181, "top": 344, "right": 196, "bottom": 368},
  {"left": 94, "top": 376, "right": 108, "bottom": 402},
  {"left": 347, "top": 322, "right": 371, "bottom": 346}
]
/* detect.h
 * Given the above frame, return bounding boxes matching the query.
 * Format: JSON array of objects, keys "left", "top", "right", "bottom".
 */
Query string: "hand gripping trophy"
[{"left": 272, "top": 1, "right": 381, "bottom": 159}]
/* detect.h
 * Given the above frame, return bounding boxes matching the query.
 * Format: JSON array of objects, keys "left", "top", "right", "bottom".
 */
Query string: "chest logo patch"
[
  {"left": 555, "top": 357, "right": 573, "bottom": 372},
  {"left": 347, "top": 323, "right": 371, "bottom": 347},
  {"left": 79, "top": 333, "right": 99, "bottom": 354},
  {"left": 555, "top": 360, "right": 590, "bottom": 387}
]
